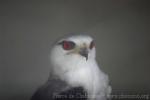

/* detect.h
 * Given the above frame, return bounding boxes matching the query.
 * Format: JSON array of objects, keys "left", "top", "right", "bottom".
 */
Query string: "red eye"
[
  {"left": 90, "top": 41, "right": 95, "bottom": 49},
  {"left": 61, "top": 41, "right": 75, "bottom": 50}
]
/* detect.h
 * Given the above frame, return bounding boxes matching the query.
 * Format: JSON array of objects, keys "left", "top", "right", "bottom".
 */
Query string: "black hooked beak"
[{"left": 79, "top": 48, "right": 88, "bottom": 60}]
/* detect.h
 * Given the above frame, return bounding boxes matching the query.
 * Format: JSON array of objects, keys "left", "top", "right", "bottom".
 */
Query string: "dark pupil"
[
  {"left": 90, "top": 41, "right": 95, "bottom": 49},
  {"left": 62, "top": 41, "right": 75, "bottom": 50}
]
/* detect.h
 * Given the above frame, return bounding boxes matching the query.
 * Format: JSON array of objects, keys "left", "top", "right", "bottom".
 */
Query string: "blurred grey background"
[{"left": 1, "top": 0, "right": 150, "bottom": 100}]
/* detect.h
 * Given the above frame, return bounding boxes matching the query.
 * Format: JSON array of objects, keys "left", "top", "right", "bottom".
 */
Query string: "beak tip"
[
  {"left": 86, "top": 57, "right": 88, "bottom": 61},
  {"left": 79, "top": 48, "right": 88, "bottom": 61},
  {"left": 80, "top": 53, "right": 88, "bottom": 61}
]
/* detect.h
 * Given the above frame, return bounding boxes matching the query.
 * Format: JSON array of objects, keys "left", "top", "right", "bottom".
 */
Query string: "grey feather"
[
  {"left": 31, "top": 77, "right": 68, "bottom": 100},
  {"left": 31, "top": 77, "right": 88, "bottom": 100}
]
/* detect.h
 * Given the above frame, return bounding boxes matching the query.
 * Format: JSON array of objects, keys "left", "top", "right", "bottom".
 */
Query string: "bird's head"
[{"left": 50, "top": 34, "right": 96, "bottom": 75}]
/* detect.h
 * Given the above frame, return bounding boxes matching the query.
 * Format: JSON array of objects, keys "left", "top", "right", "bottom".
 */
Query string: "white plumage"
[{"left": 50, "top": 34, "right": 111, "bottom": 100}]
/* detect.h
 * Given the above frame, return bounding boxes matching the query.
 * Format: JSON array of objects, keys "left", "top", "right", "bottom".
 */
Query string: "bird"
[{"left": 31, "top": 34, "right": 111, "bottom": 100}]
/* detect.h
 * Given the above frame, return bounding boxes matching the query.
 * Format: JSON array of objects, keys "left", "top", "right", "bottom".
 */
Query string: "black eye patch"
[
  {"left": 58, "top": 41, "right": 75, "bottom": 50},
  {"left": 89, "top": 40, "right": 95, "bottom": 49}
]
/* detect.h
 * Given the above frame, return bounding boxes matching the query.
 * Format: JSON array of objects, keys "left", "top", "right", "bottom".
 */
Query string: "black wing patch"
[
  {"left": 31, "top": 78, "right": 68, "bottom": 100},
  {"left": 31, "top": 78, "right": 87, "bottom": 100},
  {"left": 54, "top": 86, "right": 87, "bottom": 100}
]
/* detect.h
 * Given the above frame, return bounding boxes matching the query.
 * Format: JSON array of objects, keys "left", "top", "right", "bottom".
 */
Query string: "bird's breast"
[{"left": 62, "top": 61, "right": 101, "bottom": 96}]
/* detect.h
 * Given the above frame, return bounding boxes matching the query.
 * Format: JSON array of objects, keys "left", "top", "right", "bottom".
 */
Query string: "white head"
[{"left": 50, "top": 34, "right": 96, "bottom": 76}]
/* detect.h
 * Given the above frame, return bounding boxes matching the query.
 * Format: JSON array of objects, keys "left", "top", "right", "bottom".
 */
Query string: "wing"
[
  {"left": 31, "top": 78, "right": 68, "bottom": 100},
  {"left": 54, "top": 86, "right": 87, "bottom": 100},
  {"left": 31, "top": 78, "right": 87, "bottom": 100}
]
